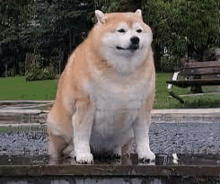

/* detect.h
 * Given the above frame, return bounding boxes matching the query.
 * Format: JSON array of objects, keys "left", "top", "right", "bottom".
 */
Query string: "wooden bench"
[{"left": 166, "top": 61, "right": 220, "bottom": 103}]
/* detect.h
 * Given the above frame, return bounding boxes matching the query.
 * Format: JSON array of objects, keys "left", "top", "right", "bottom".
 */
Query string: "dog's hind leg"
[{"left": 48, "top": 132, "right": 69, "bottom": 164}]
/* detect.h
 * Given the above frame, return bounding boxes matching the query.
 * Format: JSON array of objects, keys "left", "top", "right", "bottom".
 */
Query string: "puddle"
[
  {"left": 0, "top": 154, "right": 49, "bottom": 165},
  {"left": 156, "top": 154, "right": 220, "bottom": 166},
  {"left": 0, "top": 154, "right": 219, "bottom": 166}
]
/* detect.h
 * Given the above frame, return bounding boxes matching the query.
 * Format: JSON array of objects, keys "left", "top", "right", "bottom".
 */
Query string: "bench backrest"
[{"left": 180, "top": 61, "right": 220, "bottom": 76}]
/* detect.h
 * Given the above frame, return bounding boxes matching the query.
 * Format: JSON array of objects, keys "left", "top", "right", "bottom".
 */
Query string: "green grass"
[
  {"left": 0, "top": 126, "right": 47, "bottom": 134},
  {"left": 0, "top": 75, "right": 220, "bottom": 109},
  {"left": 154, "top": 73, "right": 220, "bottom": 109},
  {"left": 0, "top": 126, "right": 9, "bottom": 133},
  {"left": 0, "top": 77, "right": 57, "bottom": 100}
]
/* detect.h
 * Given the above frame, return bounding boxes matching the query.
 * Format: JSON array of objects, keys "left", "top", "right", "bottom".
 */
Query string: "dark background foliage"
[{"left": 0, "top": 0, "right": 219, "bottom": 78}]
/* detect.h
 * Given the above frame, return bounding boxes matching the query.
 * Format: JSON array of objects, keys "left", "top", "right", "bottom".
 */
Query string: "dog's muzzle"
[{"left": 116, "top": 36, "right": 140, "bottom": 51}]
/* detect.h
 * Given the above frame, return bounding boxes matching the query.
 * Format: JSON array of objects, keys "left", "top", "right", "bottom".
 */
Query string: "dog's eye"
[
  {"left": 118, "top": 29, "right": 126, "bottom": 33},
  {"left": 137, "top": 29, "right": 142, "bottom": 33}
]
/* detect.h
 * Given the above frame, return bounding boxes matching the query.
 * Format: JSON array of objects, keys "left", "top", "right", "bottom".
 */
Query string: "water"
[{"left": 0, "top": 153, "right": 219, "bottom": 166}]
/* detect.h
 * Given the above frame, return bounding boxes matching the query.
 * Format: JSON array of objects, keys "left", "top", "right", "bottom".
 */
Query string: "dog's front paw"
[
  {"left": 138, "top": 150, "right": 155, "bottom": 163},
  {"left": 76, "top": 152, "right": 94, "bottom": 164}
]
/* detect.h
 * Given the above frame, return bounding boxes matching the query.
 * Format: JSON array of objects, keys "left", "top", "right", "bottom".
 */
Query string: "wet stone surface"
[
  {"left": 0, "top": 153, "right": 220, "bottom": 166},
  {"left": 0, "top": 122, "right": 219, "bottom": 165}
]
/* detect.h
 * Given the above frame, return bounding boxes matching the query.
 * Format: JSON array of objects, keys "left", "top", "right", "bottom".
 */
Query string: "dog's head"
[{"left": 92, "top": 10, "right": 153, "bottom": 75}]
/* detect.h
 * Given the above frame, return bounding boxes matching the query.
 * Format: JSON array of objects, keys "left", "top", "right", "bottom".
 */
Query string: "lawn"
[
  {"left": 154, "top": 73, "right": 220, "bottom": 109},
  {"left": 0, "top": 77, "right": 57, "bottom": 100},
  {"left": 0, "top": 75, "right": 220, "bottom": 109}
]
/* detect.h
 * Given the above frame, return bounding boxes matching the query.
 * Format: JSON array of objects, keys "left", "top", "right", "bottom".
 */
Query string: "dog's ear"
[
  {"left": 95, "top": 10, "right": 106, "bottom": 24},
  {"left": 135, "top": 9, "right": 142, "bottom": 17}
]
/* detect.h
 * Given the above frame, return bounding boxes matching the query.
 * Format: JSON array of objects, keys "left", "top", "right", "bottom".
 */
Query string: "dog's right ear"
[
  {"left": 135, "top": 9, "right": 142, "bottom": 17},
  {"left": 95, "top": 10, "right": 106, "bottom": 24}
]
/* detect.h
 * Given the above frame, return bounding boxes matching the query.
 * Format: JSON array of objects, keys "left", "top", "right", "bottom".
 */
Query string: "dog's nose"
[{"left": 130, "top": 36, "right": 139, "bottom": 44}]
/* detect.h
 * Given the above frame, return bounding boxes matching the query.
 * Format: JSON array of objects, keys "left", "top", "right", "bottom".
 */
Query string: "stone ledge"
[{"left": 0, "top": 108, "right": 220, "bottom": 125}]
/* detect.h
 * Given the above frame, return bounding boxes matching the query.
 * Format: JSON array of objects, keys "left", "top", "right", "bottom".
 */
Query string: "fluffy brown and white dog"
[{"left": 47, "top": 9, "right": 155, "bottom": 164}]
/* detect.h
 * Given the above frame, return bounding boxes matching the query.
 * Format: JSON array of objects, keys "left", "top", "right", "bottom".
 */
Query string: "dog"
[{"left": 47, "top": 9, "right": 155, "bottom": 164}]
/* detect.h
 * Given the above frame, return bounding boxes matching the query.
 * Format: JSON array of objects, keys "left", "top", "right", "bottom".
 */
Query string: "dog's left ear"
[
  {"left": 95, "top": 10, "right": 106, "bottom": 24},
  {"left": 135, "top": 9, "right": 142, "bottom": 17}
]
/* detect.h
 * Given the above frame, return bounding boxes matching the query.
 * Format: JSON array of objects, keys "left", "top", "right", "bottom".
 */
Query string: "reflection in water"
[{"left": 0, "top": 154, "right": 219, "bottom": 166}]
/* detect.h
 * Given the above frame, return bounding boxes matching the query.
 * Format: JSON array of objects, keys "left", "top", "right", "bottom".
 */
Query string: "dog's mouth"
[
  {"left": 116, "top": 44, "right": 139, "bottom": 51},
  {"left": 116, "top": 46, "right": 125, "bottom": 50}
]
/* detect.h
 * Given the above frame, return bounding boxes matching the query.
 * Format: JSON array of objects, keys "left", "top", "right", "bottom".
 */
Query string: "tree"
[
  {"left": 142, "top": 0, "right": 220, "bottom": 71},
  {"left": 21, "top": 0, "right": 94, "bottom": 73},
  {"left": 1, "top": 0, "right": 219, "bottom": 76},
  {"left": 181, "top": 0, "right": 219, "bottom": 61},
  {"left": 0, "top": 0, "right": 94, "bottom": 76},
  {"left": 0, "top": 0, "right": 34, "bottom": 76}
]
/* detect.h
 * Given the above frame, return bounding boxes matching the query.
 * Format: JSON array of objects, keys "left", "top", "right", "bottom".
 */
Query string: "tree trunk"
[{"left": 5, "top": 62, "right": 8, "bottom": 77}]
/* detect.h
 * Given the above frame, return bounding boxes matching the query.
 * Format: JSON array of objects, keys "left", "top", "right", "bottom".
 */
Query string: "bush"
[
  {"left": 25, "top": 62, "right": 56, "bottom": 81},
  {"left": 158, "top": 56, "right": 179, "bottom": 72}
]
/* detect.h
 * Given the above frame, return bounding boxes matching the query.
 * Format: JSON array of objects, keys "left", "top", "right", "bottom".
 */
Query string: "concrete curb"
[
  {"left": 0, "top": 108, "right": 220, "bottom": 127},
  {"left": 151, "top": 108, "right": 220, "bottom": 123},
  {"left": 0, "top": 123, "right": 45, "bottom": 127}
]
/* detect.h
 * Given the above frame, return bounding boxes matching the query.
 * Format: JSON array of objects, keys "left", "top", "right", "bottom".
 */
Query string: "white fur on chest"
[
  {"left": 92, "top": 77, "right": 148, "bottom": 110},
  {"left": 87, "top": 77, "right": 149, "bottom": 153}
]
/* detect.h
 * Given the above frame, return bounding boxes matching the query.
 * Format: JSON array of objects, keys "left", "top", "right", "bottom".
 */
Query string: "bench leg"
[
  {"left": 167, "top": 71, "right": 184, "bottom": 104},
  {"left": 169, "top": 91, "right": 184, "bottom": 104}
]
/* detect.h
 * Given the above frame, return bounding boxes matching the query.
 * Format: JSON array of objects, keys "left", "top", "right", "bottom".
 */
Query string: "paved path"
[{"left": 0, "top": 121, "right": 219, "bottom": 156}]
